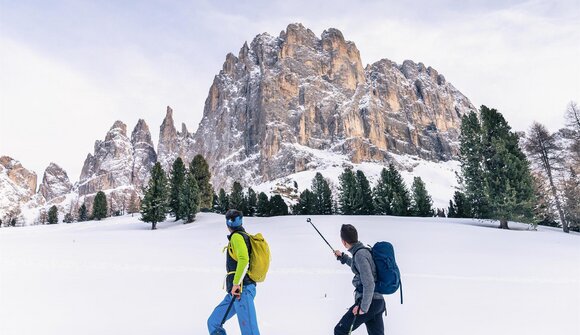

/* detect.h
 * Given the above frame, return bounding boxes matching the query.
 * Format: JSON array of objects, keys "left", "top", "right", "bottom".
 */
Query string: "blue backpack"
[{"left": 354, "top": 242, "right": 403, "bottom": 304}]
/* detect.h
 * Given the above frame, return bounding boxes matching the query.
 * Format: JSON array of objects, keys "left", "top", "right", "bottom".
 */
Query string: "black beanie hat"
[{"left": 340, "top": 224, "right": 358, "bottom": 244}]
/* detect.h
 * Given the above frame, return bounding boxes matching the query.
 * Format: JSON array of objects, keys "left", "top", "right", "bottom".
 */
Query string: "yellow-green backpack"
[{"left": 230, "top": 232, "right": 271, "bottom": 283}]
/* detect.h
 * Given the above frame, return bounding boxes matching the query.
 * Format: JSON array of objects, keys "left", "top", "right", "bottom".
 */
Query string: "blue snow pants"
[{"left": 207, "top": 284, "right": 260, "bottom": 335}]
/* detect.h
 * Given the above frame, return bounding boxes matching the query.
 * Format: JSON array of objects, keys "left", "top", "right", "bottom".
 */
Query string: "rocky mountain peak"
[
  {"left": 38, "top": 162, "right": 72, "bottom": 202},
  {"left": 190, "top": 24, "right": 475, "bottom": 191},
  {"left": 157, "top": 106, "right": 194, "bottom": 171},
  {"left": 131, "top": 119, "right": 157, "bottom": 189},
  {"left": 0, "top": 156, "right": 37, "bottom": 219}
]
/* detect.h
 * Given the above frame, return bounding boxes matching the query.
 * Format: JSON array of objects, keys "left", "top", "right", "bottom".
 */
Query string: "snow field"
[{"left": 1, "top": 213, "right": 578, "bottom": 335}]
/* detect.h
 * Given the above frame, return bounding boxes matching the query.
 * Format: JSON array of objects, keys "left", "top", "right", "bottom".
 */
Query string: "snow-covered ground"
[{"left": 1, "top": 213, "right": 578, "bottom": 335}]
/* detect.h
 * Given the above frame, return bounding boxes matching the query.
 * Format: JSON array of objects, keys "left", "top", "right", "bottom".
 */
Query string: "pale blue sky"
[{"left": 1, "top": 0, "right": 579, "bottom": 181}]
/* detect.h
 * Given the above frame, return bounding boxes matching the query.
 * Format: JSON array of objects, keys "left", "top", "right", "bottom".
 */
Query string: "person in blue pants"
[{"left": 207, "top": 209, "right": 260, "bottom": 334}]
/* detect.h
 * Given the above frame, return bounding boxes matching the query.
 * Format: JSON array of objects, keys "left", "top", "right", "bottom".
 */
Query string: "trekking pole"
[
  {"left": 306, "top": 218, "right": 335, "bottom": 251},
  {"left": 212, "top": 288, "right": 240, "bottom": 335}
]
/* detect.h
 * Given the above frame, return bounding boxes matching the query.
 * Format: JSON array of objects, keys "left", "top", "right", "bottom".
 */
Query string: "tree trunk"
[
  {"left": 499, "top": 219, "right": 509, "bottom": 229},
  {"left": 152, "top": 222, "right": 157, "bottom": 230},
  {"left": 547, "top": 170, "right": 569, "bottom": 233}
]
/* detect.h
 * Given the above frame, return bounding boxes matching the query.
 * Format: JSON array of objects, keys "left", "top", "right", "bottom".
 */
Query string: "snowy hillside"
[{"left": 1, "top": 214, "right": 578, "bottom": 335}]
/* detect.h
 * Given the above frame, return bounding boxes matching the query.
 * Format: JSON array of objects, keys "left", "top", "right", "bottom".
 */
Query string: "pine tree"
[
  {"left": 269, "top": 195, "right": 288, "bottom": 216},
  {"left": 212, "top": 192, "right": 219, "bottom": 213},
  {"left": 373, "top": 167, "right": 393, "bottom": 215},
  {"left": 452, "top": 191, "right": 471, "bottom": 218},
  {"left": 410, "top": 177, "right": 434, "bottom": 217},
  {"left": 140, "top": 162, "right": 169, "bottom": 230},
  {"left": 374, "top": 164, "right": 411, "bottom": 216},
  {"left": 354, "top": 170, "right": 374, "bottom": 215},
  {"left": 246, "top": 187, "right": 257, "bottom": 216},
  {"left": 338, "top": 168, "right": 357, "bottom": 215},
  {"left": 459, "top": 111, "right": 489, "bottom": 219},
  {"left": 256, "top": 192, "right": 270, "bottom": 217},
  {"left": 180, "top": 171, "right": 200, "bottom": 223},
  {"left": 78, "top": 203, "right": 88, "bottom": 222},
  {"left": 480, "top": 106, "right": 535, "bottom": 228},
  {"left": 92, "top": 191, "right": 108, "bottom": 220},
  {"left": 229, "top": 182, "right": 246, "bottom": 212},
  {"left": 448, "top": 200, "right": 457, "bottom": 218},
  {"left": 293, "top": 189, "right": 316, "bottom": 215},
  {"left": 217, "top": 188, "right": 229, "bottom": 214},
  {"left": 189, "top": 155, "right": 213, "bottom": 210},
  {"left": 48, "top": 205, "right": 58, "bottom": 224},
  {"left": 63, "top": 213, "right": 74, "bottom": 223},
  {"left": 311, "top": 173, "right": 333, "bottom": 215},
  {"left": 531, "top": 173, "right": 557, "bottom": 227},
  {"left": 169, "top": 157, "right": 186, "bottom": 221}
]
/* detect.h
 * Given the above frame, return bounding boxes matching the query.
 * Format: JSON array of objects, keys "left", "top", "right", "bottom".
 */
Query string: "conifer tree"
[
  {"left": 374, "top": 164, "right": 411, "bottom": 216},
  {"left": 562, "top": 167, "right": 580, "bottom": 231},
  {"left": 459, "top": 111, "right": 489, "bottom": 218},
  {"left": 140, "top": 162, "right": 169, "bottom": 230},
  {"left": 170, "top": 157, "right": 186, "bottom": 220},
  {"left": 217, "top": 188, "right": 229, "bottom": 214},
  {"left": 212, "top": 192, "right": 219, "bottom": 213},
  {"left": 480, "top": 106, "right": 534, "bottom": 228},
  {"left": 48, "top": 205, "right": 58, "bottom": 224},
  {"left": 354, "top": 170, "right": 374, "bottom": 215},
  {"left": 246, "top": 187, "right": 257, "bottom": 216},
  {"left": 448, "top": 200, "right": 457, "bottom": 218},
  {"left": 180, "top": 171, "right": 200, "bottom": 223},
  {"left": 338, "top": 168, "right": 357, "bottom": 215},
  {"left": 524, "top": 122, "right": 568, "bottom": 232},
  {"left": 128, "top": 192, "right": 140, "bottom": 217},
  {"left": 311, "top": 172, "right": 333, "bottom": 215},
  {"left": 229, "top": 182, "right": 246, "bottom": 212},
  {"left": 92, "top": 191, "right": 108, "bottom": 220},
  {"left": 78, "top": 203, "right": 88, "bottom": 222},
  {"left": 190, "top": 155, "right": 213, "bottom": 210},
  {"left": 294, "top": 189, "right": 316, "bottom": 215},
  {"left": 410, "top": 177, "right": 434, "bottom": 217},
  {"left": 256, "top": 192, "right": 270, "bottom": 217},
  {"left": 451, "top": 191, "right": 471, "bottom": 218},
  {"left": 269, "top": 195, "right": 288, "bottom": 216}
]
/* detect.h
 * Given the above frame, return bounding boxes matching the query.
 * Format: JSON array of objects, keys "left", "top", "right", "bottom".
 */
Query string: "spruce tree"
[
  {"left": 92, "top": 191, "right": 108, "bottom": 220},
  {"left": 338, "top": 168, "right": 357, "bottom": 215},
  {"left": 311, "top": 173, "right": 333, "bottom": 215},
  {"left": 459, "top": 111, "right": 489, "bottom": 218},
  {"left": 212, "top": 192, "right": 219, "bottom": 213},
  {"left": 180, "top": 171, "right": 200, "bottom": 223},
  {"left": 246, "top": 187, "right": 257, "bottom": 216},
  {"left": 217, "top": 188, "right": 229, "bottom": 214},
  {"left": 480, "top": 106, "right": 534, "bottom": 228},
  {"left": 269, "top": 195, "right": 288, "bottom": 216},
  {"left": 189, "top": 155, "right": 213, "bottom": 210},
  {"left": 354, "top": 170, "right": 374, "bottom": 215},
  {"left": 229, "top": 182, "right": 246, "bottom": 212},
  {"left": 78, "top": 203, "right": 88, "bottom": 222},
  {"left": 140, "top": 162, "right": 169, "bottom": 230},
  {"left": 48, "top": 205, "right": 58, "bottom": 224},
  {"left": 170, "top": 157, "right": 186, "bottom": 221},
  {"left": 373, "top": 167, "right": 393, "bottom": 215},
  {"left": 452, "top": 191, "right": 471, "bottom": 218},
  {"left": 256, "top": 192, "right": 270, "bottom": 217},
  {"left": 294, "top": 189, "right": 316, "bottom": 215},
  {"left": 448, "top": 200, "right": 457, "bottom": 218},
  {"left": 410, "top": 177, "right": 434, "bottom": 217}
]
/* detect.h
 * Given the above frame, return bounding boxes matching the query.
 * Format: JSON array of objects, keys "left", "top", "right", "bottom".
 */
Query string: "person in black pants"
[{"left": 334, "top": 224, "right": 385, "bottom": 335}]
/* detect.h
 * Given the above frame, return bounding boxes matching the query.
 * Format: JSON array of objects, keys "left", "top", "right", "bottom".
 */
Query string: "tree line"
[{"left": 449, "top": 103, "right": 579, "bottom": 232}]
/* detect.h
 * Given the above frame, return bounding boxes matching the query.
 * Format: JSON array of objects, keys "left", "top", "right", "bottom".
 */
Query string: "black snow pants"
[{"left": 334, "top": 298, "right": 385, "bottom": 335}]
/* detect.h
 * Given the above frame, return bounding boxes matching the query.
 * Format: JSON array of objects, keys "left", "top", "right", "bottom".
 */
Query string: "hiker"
[
  {"left": 333, "top": 224, "right": 386, "bottom": 335},
  {"left": 207, "top": 209, "right": 260, "bottom": 335}
]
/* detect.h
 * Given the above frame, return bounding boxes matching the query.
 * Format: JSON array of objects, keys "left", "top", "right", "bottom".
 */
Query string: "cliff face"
[
  {"left": 190, "top": 23, "right": 475, "bottom": 190},
  {"left": 0, "top": 156, "right": 37, "bottom": 220},
  {"left": 38, "top": 163, "right": 72, "bottom": 202}
]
